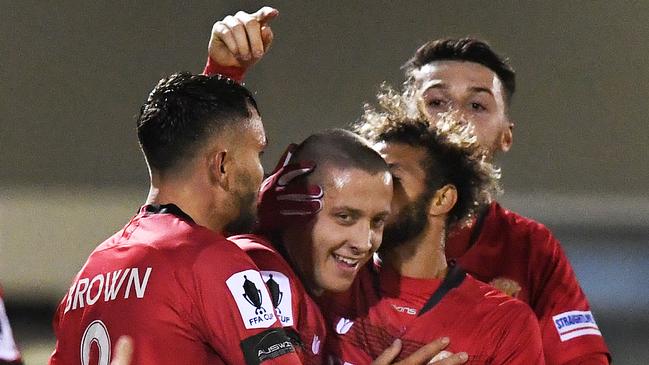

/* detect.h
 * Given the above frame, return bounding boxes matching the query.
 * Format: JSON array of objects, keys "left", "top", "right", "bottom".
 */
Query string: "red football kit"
[
  {"left": 322, "top": 263, "right": 544, "bottom": 365},
  {"left": 231, "top": 234, "right": 328, "bottom": 365},
  {"left": 0, "top": 286, "right": 22, "bottom": 365},
  {"left": 49, "top": 204, "right": 301, "bottom": 365},
  {"left": 446, "top": 202, "right": 610, "bottom": 364}
]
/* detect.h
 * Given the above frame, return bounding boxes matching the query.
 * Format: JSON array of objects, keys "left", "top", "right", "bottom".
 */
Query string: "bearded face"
[{"left": 380, "top": 189, "right": 433, "bottom": 252}]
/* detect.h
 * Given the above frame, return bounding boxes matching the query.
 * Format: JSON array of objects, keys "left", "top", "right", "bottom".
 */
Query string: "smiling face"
[
  {"left": 412, "top": 61, "right": 513, "bottom": 158},
  {"left": 282, "top": 166, "right": 393, "bottom": 295}
]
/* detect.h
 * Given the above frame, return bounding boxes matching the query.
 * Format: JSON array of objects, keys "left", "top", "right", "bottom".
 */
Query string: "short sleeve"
[
  {"left": 190, "top": 243, "right": 302, "bottom": 365},
  {"left": 530, "top": 228, "right": 610, "bottom": 364}
]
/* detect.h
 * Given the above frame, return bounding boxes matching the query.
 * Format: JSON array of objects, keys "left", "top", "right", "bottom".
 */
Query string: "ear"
[
  {"left": 500, "top": 121, "right": 514, "bottom": 153},
  {"left": 428, "top": 184, "right": 458, "bottom": 217},
  {"left": 208, "top": 149, "right": 230, "bottom": 191}
]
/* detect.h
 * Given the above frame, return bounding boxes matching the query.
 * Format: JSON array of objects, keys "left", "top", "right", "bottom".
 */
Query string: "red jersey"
[
  {"left": 0, "top": 286, "right": 22, "bottom": 365},
  {"left": 323, "top": 264, "right": 544, "bottom": 365},
  {"left": 446, "top": 202, "right": 610, "bottom": 364},
  {"left": 231, "top": 234, "right": 328, "bottom": 365},
  {"left": 49, "top": 204, "right": 301, "bottom": 365}
]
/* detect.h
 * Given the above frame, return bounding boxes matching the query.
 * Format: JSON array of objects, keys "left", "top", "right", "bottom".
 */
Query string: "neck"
[
  {"left": 383, "top": 219, "right": 448, "bottom": 279},
  {"left": 146, "top": 174, "right": 229, "bottom": 233}
]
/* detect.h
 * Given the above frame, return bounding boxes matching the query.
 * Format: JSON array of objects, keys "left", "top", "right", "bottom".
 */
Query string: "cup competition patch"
[
  {"left": 260, "top": 271, "right": 294, "bottom": 327},
  {"left": 552, "top": 310, "right": 601, "bottom": 342},
  {"left": 226, "top": 270, "right": 277, "bottom": 329}
]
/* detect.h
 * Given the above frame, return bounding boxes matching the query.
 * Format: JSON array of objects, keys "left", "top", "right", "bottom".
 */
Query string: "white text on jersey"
[{"left": 64, "top": 267, "right": 152, "bottom": 314}]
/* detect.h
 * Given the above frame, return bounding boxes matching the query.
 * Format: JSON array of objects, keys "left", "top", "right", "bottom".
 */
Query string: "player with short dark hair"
[
  {"left": 403, "top": 38, "right": 611, "bottom": 365},
  {"left": 204, "top": 9, "right": 470, "bottom": 365},
  {"left": 49, "top": 73, "right": 303, "bottom": 365},
  {"left": 233, "top": 128, "right": 395, "bottom": 364}
]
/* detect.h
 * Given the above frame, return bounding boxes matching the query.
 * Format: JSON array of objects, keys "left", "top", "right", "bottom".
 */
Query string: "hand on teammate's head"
[{"left": 256, "top": 144, "right": 323, "bottom": 234}]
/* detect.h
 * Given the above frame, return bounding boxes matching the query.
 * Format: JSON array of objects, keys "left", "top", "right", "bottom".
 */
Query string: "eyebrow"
[
  {"left": 332, "top": 206, "right": 363, "bottom": 216},
  {"left": 423, "top": 83, "right": 494, "bottom": 98},
  {"left": 468, "top": 86, "right": 494, "bottom": 97}
]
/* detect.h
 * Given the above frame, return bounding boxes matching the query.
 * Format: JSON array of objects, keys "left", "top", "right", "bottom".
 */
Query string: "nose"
[{"left": 348, "top": 221, "right": 377, "bottom": 256}]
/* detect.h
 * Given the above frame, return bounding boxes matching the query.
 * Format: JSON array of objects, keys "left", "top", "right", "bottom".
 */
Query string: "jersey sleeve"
[
  {"left": 529, "top": 227, "right": 610, "bottom": 364},
  {"left": 489, "top": 301, "right": 545, "bottom": 365},
  {"left": 189, "top": 243, "right": 302, "bottom": 365}
]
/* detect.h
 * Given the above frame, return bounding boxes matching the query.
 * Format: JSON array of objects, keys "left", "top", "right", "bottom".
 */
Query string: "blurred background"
[{"left": 1, "top": 1, "right": 648, "bottom": 363}]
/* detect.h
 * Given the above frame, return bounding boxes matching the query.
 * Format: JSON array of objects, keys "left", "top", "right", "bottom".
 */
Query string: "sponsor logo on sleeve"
[
  {"left": 227, "top": 270, "right": 277, "bottom": 329},
  {"left": 552, "top": 310, "right": 602, "bottom": 342},
  {"left": 260, "top": 271, "right": 294, "bottom": 327},
  {"left": 335, "top": 317, "right": 354, "bottom": 335},
  {"left": 240, "top": 328, "right": 296, "bottom": 365}
]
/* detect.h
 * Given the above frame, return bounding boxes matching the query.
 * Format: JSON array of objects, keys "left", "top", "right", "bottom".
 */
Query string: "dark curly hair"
[
  {"left": 137, "top": 72, "right": 259, "bottom": 171},
  {"left": 354, "top": 84, "right": 501, "bottom": 229}
]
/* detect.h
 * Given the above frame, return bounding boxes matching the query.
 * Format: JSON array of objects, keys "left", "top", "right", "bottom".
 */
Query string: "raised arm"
[{"left": 203, "top": 7, "right": 278, "bottom": 81}]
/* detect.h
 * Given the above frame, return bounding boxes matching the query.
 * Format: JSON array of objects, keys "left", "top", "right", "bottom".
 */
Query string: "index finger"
[
  {"left": 252, "top": 6, "right": 279, "bottom": 24},
  {"left": 396, "top": 337, "right": 450, "bottom": 365}
]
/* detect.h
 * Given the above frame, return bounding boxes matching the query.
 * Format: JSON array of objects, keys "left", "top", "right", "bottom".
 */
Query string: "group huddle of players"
[{"left": 31, "top": 6, "right": 612, "bottom": 365}]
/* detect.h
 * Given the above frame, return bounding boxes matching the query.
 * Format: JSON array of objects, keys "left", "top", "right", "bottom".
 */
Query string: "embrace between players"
[{"left": 48, "top": 7, "right": 610, "bottom": 365}]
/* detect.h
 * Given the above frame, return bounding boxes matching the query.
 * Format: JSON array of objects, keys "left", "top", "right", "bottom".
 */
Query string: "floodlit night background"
[{"left": 1, "top": 1, "right": 648, "bottom": 364}]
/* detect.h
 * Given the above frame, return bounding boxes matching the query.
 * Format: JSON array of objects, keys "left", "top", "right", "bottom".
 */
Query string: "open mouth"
[{"left": 332, "top": 253, "right": 360, "bottom": 270}]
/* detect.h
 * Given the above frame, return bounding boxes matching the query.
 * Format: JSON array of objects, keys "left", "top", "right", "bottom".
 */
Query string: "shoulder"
[
  {"left": 487, "top": 202, "right": 563, "bottom": 256},
  {"left": 490, "top": 202, "right": 553, "bottom": 239},
  {"left": 229, "top": 234, "right": 277, "bottom": 254},
  {"left": 229, "top": 234, "right": 293, "bottom": 272},
  {"left": 460, "top": 275, "right": 536, "bottom": 319}
]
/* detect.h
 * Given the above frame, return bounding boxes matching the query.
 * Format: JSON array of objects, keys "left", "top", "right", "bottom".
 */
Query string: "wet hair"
[
  {"left": 403, "top": 37, "right": 516, "bottom": 106},
  {"left": 354, "top": 84, "right": 501, "bottom": 229},
  {"left": 290, "top": 128, "right": 390, "bottom": 182},
  {"left": 137, "top": 72, "right": 259, "bottom": 172}
]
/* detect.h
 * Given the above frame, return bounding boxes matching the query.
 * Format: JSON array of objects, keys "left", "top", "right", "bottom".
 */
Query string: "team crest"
[
  {"left": 335, "top": 317, "right": 354, "bottom": 335},
  {"left": 226, "top": 270, "right": 277, "bottom": 329},
  {"left": 489, "top": 277, "right": 522, "bottom": 298},
  {"left": 261, "top": 271, "right": 294, "bottom": 326}
]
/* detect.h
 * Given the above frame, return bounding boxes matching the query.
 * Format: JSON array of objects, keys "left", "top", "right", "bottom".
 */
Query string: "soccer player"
[
  {"left": 233, "top": 129, "right": 391, "bottom": 365},
  {"left": 0, "top": 285, "right": 22, "bottom": 365},
  {"left": 317, "top": 91, "right": 544, "bottom": 364},
  {"left": 402, "top": 39, "right": 611, "bottom": 364},
  {"left": 204, "top": 9, "right": 469, "bottom": 365},
  {"left": 49, "top": 73, "right": 303, "bottom": 365}
]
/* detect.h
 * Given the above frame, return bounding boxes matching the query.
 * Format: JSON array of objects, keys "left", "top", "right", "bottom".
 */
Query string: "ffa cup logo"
[
  {"left": 261, "top": 271, "right": 294, "bottom": 326},
  {"left": 227, "top": 270, "right": 277, "bottom": 329},
  {"left": 243, "top": 275, "right": 266, "bottom": 315},
  {"left": 489, "top": 277, "right": 522, "bottom": 298},
  {"left": 265, "top": 274, "right": 283, "bottom": 312}
]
